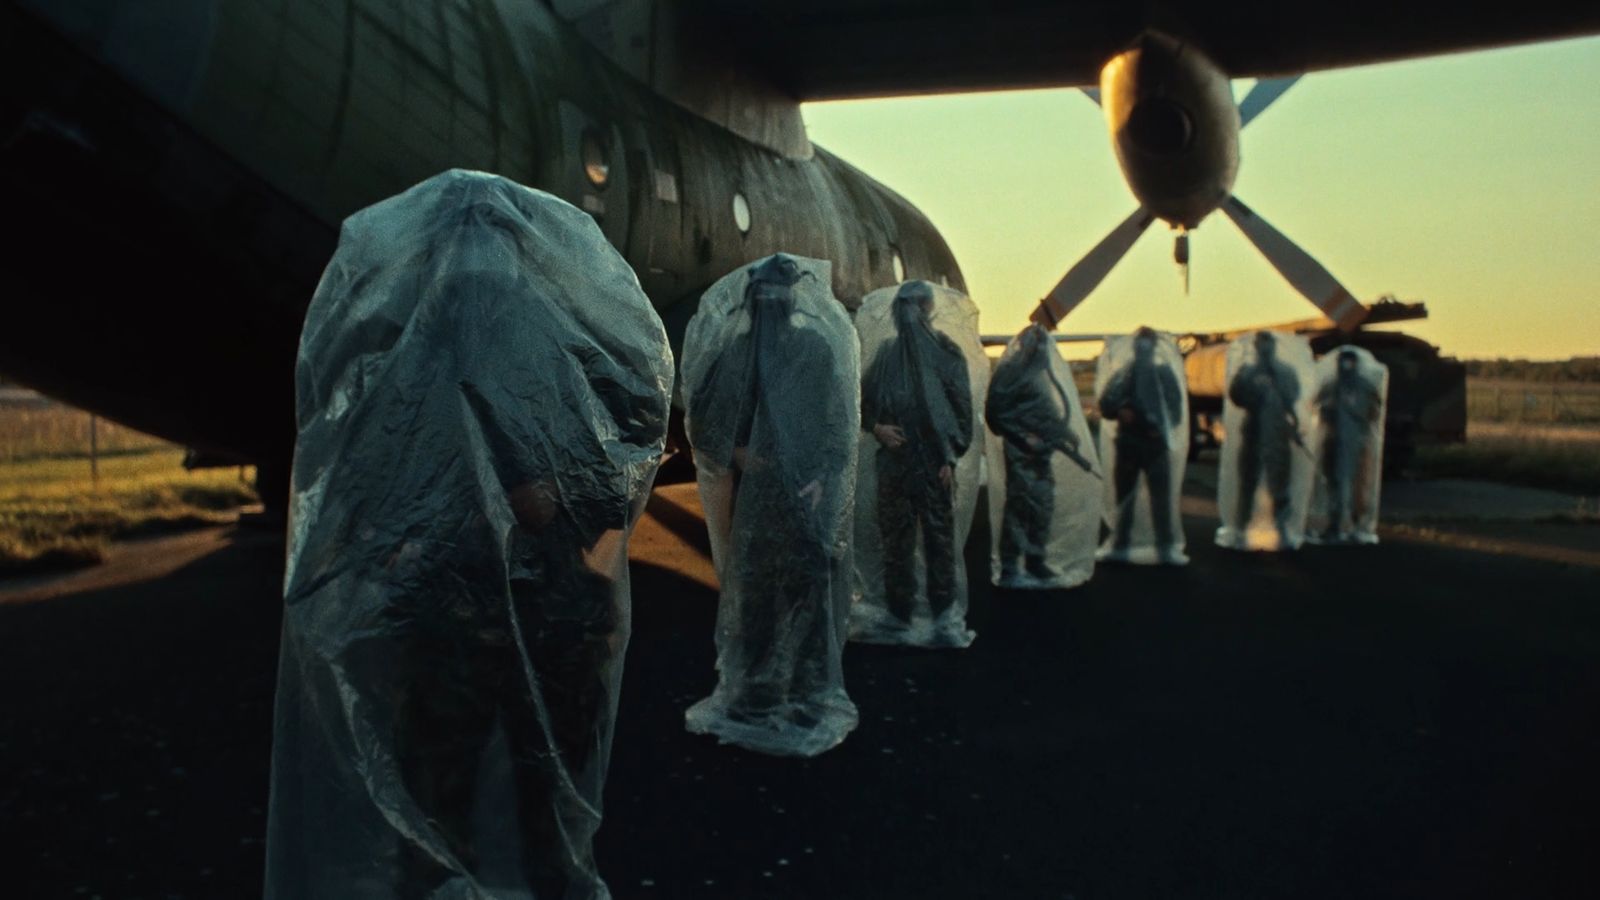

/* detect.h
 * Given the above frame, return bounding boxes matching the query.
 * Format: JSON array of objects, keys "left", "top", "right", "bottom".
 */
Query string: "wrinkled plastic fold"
[
  {"left": 851, "top": 281, "right": 987, "bottom": 646},
  {"left": 986, "top": 324, "right": 1102, "bottom": 589},
  {"left": 1307, "top": 346, "right": 1388, "bottom": 544},
  {"left": 1096, "top": 329, "right": 1190, "bottom": 565},
  {"left": 1215, "top": 331, "right": 1317, "bottom": 551},
  {"left": 681, "top": 253, "right": 861, "bottom": 756},
  {"left": 266, "top": 170, "right": 673, "bottom": 899}
]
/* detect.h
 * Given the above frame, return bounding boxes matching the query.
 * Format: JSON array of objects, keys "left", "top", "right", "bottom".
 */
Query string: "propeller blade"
[
  {"left": 1237, "top": 75, "right": 1301, "bottom": 128},
  {"left": 1220, "top": 195, "right": 1369, "bottom": 332},
  {"left": 1030, "top": 207, "right": 1156, "bottom": 329},
  {"left": 1081, "top": 86, "right": 1102, "bottom": 107}
]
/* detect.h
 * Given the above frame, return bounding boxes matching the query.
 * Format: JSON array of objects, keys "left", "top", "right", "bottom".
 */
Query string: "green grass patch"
[
  {"left": 1411, "top": 431, "right": 1600, "bottom": 496},
  {"left": 0, "top": 403, "right": 169, "bottom": 463},
  {"left": 0, "top": 448, "right": 258, "bottom": 575}
]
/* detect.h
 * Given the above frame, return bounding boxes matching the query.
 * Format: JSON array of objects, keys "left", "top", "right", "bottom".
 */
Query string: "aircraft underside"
[{"left": 0, "top": 1, "right": 962, "bottom": 486}]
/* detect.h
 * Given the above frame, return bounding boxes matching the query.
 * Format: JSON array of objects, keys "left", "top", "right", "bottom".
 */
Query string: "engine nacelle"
[{"left": 1101, "top": 32, "right": 1239, "bottom": 229}]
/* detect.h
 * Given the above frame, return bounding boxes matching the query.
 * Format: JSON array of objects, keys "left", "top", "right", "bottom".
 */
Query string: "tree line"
[{"left": 1463, "top": 357, "right": 1600, "bottom": 384}]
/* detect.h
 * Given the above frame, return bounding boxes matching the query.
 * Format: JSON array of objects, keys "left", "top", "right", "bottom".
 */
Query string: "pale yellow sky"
[{"left": 802, "top": 36, "right": 1600, "bottom": 360}]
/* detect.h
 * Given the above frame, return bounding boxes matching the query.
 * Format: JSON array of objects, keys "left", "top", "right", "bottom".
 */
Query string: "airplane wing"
[
  {"left": 980, "top": 333, "right": 1118, "bottom": 347},
  {"left": 673, "top": 1, "right": 1600, "bottom": 98}
]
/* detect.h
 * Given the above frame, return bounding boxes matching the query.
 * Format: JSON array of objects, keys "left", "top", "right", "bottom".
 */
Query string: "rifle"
[
  {"left": 1284, "top": 413, "right": 1316, "bottom": 462},
  {"left": 1262, "top": 364, "right": 1315, "bottom": 463},
  {"left": 1050, "top": 437, "right": 1101, "bottom": 478},
  {"left": 1042, "top": 355, "right": 1101, "bottom": 479}
]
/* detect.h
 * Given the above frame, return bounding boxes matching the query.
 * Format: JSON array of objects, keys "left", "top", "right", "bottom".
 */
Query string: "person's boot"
[{"left": 1025, "top": 555, "right": 1054, "bottom": 581}]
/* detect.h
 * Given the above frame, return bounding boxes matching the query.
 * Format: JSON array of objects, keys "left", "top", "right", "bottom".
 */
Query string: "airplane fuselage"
[{"left": 0, "top": 0, "right": 963, "bottom": 474}]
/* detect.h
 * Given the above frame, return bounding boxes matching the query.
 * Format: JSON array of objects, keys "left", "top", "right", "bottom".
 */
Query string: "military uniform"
[
  {"left": 1227, "top": 332, "right": 1303, "bottom": 541},
  {"left": 861, "top": 284, "right": 974, "bottom": 623},
  {"left": 1098, "top": 331, "right": 1185, "bottom": 555}
]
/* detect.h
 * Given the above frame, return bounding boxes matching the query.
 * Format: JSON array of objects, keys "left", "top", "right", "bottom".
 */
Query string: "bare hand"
[
  {"left": 1117, "top": 408, "right": 1136, "bottom": 426},
  {"left": 798, "top": 478, "right": 824, "bottom": 510},
  {"left": 873, "top": 424, "right": 907, "bottom": 449},
  {"left": 509, "top": 481, "right": 558, "bottom": 531},
  {"left": 939, "top": 464, "right": 953, "bottom": 490},
  {"left": 1024, "top": 433, "right": 1044, "bottom": 452}
]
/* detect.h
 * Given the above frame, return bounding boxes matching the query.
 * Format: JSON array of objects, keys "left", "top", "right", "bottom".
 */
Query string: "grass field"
[
  {"left": 1411, "top": 423, "right": 1600, "bottom": 496},
  {"left": 1, "top": 427, "right": 259, "bottom": 576},
  {"left": 0, "top": 398, "right": 169, "bottom": 463},
  {"left": 1466, "top": 378, "right": 1600, "bottom": 425}
]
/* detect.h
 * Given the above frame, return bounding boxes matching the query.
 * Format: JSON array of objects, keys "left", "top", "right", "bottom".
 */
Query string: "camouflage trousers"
[
  {"left": 392, "top": 571, "right": 617, "bottom": 899},
  {"left": 876, "top": 450, "right": 958, "bottom": 621},
  {"left": 999, "top": 442, "right": 1054, "bottom": 575}
]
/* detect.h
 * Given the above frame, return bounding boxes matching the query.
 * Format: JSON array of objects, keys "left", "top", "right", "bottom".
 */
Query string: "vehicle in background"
[{"left": 1181, "top": 298, "right": 1466, "bottom": 472}]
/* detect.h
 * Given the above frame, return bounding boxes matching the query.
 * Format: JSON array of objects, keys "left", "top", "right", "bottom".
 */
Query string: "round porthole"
[
  {"left": 891, "top": 249, "right": 906, "bottom": 283},
  {"left": 581, "top": 128, "right": 610, "bottom": 189},
  {"left": 732, "top": 192, "right": 751, "bottom": 234}
]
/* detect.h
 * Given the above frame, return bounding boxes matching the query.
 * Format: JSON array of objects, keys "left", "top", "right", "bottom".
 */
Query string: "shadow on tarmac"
[{"left": 1, "top": 488, "right": 1598, "bottom": 898}]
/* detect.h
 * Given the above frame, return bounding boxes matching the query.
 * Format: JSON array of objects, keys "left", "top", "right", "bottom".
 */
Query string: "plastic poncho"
[
  {"left": 265, "top": 170, "right": 674, "bottom": 900},
  {"left": 1215, "top": 330, "right": 1317, "bottom": 551},
  {"left": 1307, "top": 346, "right": 1388, "bottom": 544},
  {"left": 985, "top": 324, "right": 1103, "bottom": 589},
  {"left": 680, "top": 253, "right": 861, "bottom": 757},
  {"left": 851, "top": 281, "right": 987, "bottom": 647},
  {"left": 1095, "top": 329, "right": 1190, "bottom": 565}
]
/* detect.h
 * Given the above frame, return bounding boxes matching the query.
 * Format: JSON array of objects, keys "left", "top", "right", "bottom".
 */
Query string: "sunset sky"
[{"left": 801, "top": 35, "right": 1600, "bottom": 360}]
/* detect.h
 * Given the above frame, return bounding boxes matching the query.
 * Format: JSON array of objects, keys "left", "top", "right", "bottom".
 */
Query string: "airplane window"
[
  {"left": 891, "top": 249, "right": 905, "bottom": 282},
  {"left": 732, "top": 192, "right": 751, "bottom": 234},
  {"left": 582, "top": 128, "right": 610, "bottom": 189}
]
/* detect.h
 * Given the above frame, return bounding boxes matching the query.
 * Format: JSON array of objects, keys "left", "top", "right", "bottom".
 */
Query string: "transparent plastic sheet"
[
  {"left": 850, "top": 281, "right": 988, "bottom": 646},
  {"left": 265, "top": 170, "right": 674, "bottom": 900},
  {"left": 1095, "top": 329, "right": 1190, "bottom": 565},
  {"left": 680, "top": 253, "right": 861, "bottom": 756},
  {"left": 986, "top": 324, "right": 1103, "bottom": 589},
  {"left": 1214, "top": 330, "right": 1317, "bottom": 551},
  {"left": 1306, "top": 346, "right": 1388, "bottom": 544}
]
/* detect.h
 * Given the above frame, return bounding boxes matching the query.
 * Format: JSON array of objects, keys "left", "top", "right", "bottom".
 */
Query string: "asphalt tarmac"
[{"left": 2, "top": 477, "right": 1598, "bottom": 899}]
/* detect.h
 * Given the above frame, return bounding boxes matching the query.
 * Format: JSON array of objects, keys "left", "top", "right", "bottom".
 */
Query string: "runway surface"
[{"left": 2, "top": 475, "right": 1597, "bottom": 899}]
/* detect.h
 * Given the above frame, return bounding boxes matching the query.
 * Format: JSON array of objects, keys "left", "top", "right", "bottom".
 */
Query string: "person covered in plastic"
[
  {"left": 985, "top": 322, "right": 1102, "bottom": 588},
  {"left": 265, "top": 170, "right": 673, "bottom": 900},
  {"left": 680, "top": 253, "right": 860, "bottom": 757},
  {"left": 1097, "top": 326, "right": 1188, "bottom": 564},
  {"left": 1310, "top": 347, "right": 1387, "bottom": 543},
  {"left": 1219, "top": 330, "right": 1311, "bottom": 550},
  {"left": 853, "top": 280, "right": 984, "bottom": 647}
]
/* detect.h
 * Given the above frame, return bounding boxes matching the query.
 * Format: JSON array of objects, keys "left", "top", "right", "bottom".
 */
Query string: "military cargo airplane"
[{"left": 3, "top": 0, "right": 1597, "bottom": 506}]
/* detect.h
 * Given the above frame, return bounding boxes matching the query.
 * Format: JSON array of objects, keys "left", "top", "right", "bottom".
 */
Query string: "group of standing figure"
[
  {"left": 984, "top": 324, "right": 1191, "bottom": 577},
  {"left": 263, "top": 171, "right": 1391, "bottom": 899},
  {"left": 1216, "top": 330, "right": 1388, "bottom": 550},
  {"left": 681, "top": 256, "right": 992, "bottom": 757},
  {"left": 986, "top": 325, "right": 1389, "bottom": 573}
]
